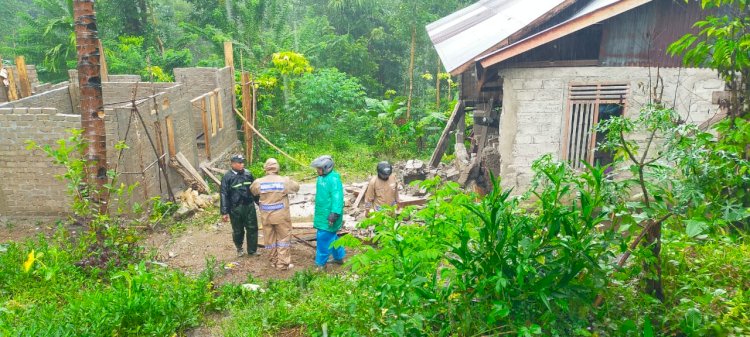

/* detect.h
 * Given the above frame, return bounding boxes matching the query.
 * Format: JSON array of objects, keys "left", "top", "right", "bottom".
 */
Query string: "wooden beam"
[
  {"left": 68, "top": 70, "right": 81, "bottom": 114},
  {"left": 480, "top": 0, "right": 652, "bottom": 68},
  {"left": 165, "top": 116, "right": 176, "bottom": 156},
  {"left": 353, "top": 185, "right": 367, "bottom": 209},
  {"left": 241, "top": 72, "right": 252, "bottom": 161},
  {"left": 15, "top": 56, "right": 32, "bottom": 98},
  {"left": 250, "top": 84, "right": 258, "bottom": 163},
  {"left": 200, "top": 98, "right": 212, "bottom": 160},
  {"left": 209, "top": 93, "right": 217, "bottom": 136},
  {"left": 398, "top": 198, "right": 428, "bottom": 207},
  {"left": 215, "top": 89, "right": 224, "bottom": 129},
  {"left": 428, "top": 101, "right": 464, "bottom": 168},
  {"left": 5, "top": 67, "right": 18, "bottom": 101},
  {"left": 98, "top": 40, "right": 109, "bottom": 82},
  {"left": 224, "top": 41, "right": 234, "bottom": 77},
  {"left": 172, "top": 152, "right": 210, "bottom": 194},
  {"left": 200, "top": 164, "right": 222, "bottom": 186}
]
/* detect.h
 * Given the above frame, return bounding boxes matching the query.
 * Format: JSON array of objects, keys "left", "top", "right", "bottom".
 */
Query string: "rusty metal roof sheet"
[{"left": 426, "top": 0, "right": 571, "bottom": 75}]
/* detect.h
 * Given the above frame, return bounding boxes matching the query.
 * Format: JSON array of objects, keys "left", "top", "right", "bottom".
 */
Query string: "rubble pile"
[{"left": 174, "top": 188, "right": 219, "bottom": 219}]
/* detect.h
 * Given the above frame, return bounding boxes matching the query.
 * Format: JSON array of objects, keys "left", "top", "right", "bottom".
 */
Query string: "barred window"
[{"left": 562, "top": 83, "right": 628, "bottom": 169}]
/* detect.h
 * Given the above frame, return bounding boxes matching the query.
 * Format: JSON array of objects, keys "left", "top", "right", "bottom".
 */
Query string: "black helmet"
[
  {"left": 376, "top": 161, "right": 392, "bottom": 180},
  {"left": 311, "top": 155, "right": 334, "bottom": 175},
  {"left": 230, "top": 154, "right": 246, "bottom": 163}
]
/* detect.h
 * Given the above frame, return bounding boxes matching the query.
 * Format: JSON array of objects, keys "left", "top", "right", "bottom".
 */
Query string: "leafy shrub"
[{"left": 349, "top": 158, "right": 623, "bottom": 336}]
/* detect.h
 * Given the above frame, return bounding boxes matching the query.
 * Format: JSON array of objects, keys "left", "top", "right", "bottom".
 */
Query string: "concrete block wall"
[
  {"left": 174, "top": 67, "right": 239, "bottom": 163},
  {"left": 111, "top": 83, "right": 198, "bottom": 204},
  {"left": 497, "top": 66, "right": 722, "bottom": 191},
  {"left": 0, "top": 108, "right": 116, "bottom": 216},
  {"left": 0, "top": 86, "right": 75, "bottom": 115},
  {"left": 103, "top": 82, "right": 178, "bottom": 105},
  {"left": 0, "top": 66, "right": 238, "bottom": 218}
]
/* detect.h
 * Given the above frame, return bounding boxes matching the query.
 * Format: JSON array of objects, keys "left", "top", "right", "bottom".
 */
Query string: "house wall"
[{"left": 496, "top": 66, "right": 723, "bottom": 190}]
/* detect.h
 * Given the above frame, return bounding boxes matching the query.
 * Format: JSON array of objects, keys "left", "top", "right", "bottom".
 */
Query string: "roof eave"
[{"left": 477, "top": 0, "right": 653, "bottom": 69}]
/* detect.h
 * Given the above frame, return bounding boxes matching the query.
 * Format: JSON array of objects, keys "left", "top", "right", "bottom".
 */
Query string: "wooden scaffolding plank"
[
  {"left": 200, "top": 163, "right": 222, "bottom": 186},
  {"left": 200, "top": 98, "right": 212, "bottom": 160},
  {"left": 428, "top": 101, "right": 464, "bottom": 168},
  {"left": 165, "top": 116, "right": 176, "bottom": 156},
  {"left": 210, "top": 93, "right": 217, "bottom": 136},
  {"left": 5, "top": 67, "right": 18, "bottom": 101},
  {"left": 15, "top": 56, "right": 32, "bottom": 98},
  {"left": 172, "top": 152, "right": 210, "bottom": 194},
  {"left": 241, "top": 72, "right": 253, "bottom": 161},
  {"left": 98, "top": 40, "right": 109, "bottom": 82}
]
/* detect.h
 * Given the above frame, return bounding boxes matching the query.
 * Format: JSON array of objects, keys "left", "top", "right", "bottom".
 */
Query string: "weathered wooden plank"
[
  {"left": 209, "top": 94, "right": 217, "bottom": 136},
  {"left": 15, "top": 56, "right": 32, "bottom": 98},
  {"left": 353, "top": 185, "right": 367, "bottom": 209},
  {"left": 200, "top": 98, "right": 212, "bottom": 160},
  {"left": 165, "top": 116, "right": 176, "bottom": 156},
  {"left": 98, "top": 40, "right": 109, "bottom": 82},
  {"left": 241, "top": 72, "right": 252, "bottom": 161},
  {"left": 173, "top": 152, "right": 210, "bottom": 193},
  {"left": 200, "top": 164, "right": 222, "bottom": 186},
  {"left": 428, "top": 101, "right": 464, "bottom": 168},
  {"left": 6, "top": 65, "right": 19, "bottom": 101}
]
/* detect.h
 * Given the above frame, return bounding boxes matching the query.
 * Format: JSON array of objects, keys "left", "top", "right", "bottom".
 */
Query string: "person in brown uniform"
[
  {"left": 364, "top": 161, "right": 399, "bottom": 216},
  {"left": 250, "top": 158, "right": 300, "bottom": 270}
]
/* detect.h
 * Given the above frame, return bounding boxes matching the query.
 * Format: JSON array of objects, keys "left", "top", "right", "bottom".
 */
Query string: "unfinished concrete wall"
[
  {"left": 174, "top": 67, "right": 238, "bottom": 163},
  {"left": 1, "top": 66, "right": 237, "bottom": 219},
  {"left": 111, "top": 82, "right": 198, "bottom": 204},
  {"left": 496, "top": 66, "right": 723, "bottom": 190},
  {"left": 0, "top": 108, "right": 116, "bottom": 216},
  {"left": 0, "top": 86, "right": 75, "bottom": 115}
]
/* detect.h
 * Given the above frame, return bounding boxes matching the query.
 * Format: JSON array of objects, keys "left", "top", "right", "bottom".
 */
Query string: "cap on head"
[
  {"left": 230, "top": 154, "right": 246, "bottom": 163},
  {"left": 377, "top": 161, "right": 392, "bottom": 180},
  {"left": 310, "top": 155, "right": 334, "bottom": 175},
  {"left": 264, "top": 158, "right": 280, "bottom": 173}
]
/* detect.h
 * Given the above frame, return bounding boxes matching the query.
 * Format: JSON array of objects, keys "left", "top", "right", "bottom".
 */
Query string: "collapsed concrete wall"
[
  {"left": 496, "top": 66, "right": 724, "bottom": 190},
  {"left": 0, "top": 66, "right": 240, "bottom": 219}
]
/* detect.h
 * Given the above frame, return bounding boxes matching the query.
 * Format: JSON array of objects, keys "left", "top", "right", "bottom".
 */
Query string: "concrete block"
[{"left": 522, "top": 79, "right": 543, "bottom": 89}]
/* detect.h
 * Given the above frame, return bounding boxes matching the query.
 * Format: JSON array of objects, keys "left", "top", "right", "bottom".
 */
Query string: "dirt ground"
[{"left": 145, "top": 221, "right": 324, "bottom": 284}]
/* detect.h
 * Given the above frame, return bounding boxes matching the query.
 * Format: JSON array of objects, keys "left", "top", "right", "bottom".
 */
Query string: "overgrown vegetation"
[{"left": 2, "top": 0, "right": 750, "bottom": 336}]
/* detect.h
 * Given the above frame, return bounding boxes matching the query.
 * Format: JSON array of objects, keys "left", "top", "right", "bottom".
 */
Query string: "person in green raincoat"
[{"left": 310, "top": 155, "right": 345, "bottom": 268}]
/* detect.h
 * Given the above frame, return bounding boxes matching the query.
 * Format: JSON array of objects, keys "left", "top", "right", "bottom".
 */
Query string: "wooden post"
[
  {"left": 5, "top": 67, "right": 18, "bottom": 101},
  {"left": 15, "top": 56, "right": 32, "bottom": 98},
  {"left": 68, "top": 70, "right": 81, "bottom": 114},
  {"left": 165, "top": 116, "right": 176, "bottom": 156},
  {"left": 215, "top": 89, "right": 224, "bottom": 129},
  {"left": 200, "top": 97, "right": 212, "bottom": 160},
  {"left": 241, "top": 72, "right": 252, "bottom": 161},
  {"left": 251, "top": 83, "right": 258, "bottom": 163},
  {"left": 98, "top": 40, "right": 109, "bottom": 82},
  {"left": 428, "top": 101, "right": 464, "bottom": 168},
  {"left": 209, "top": 93, "right": 217, "bottom": 136},
  {"left": 224, "top": 41, "right": 234, "bottom": 74}
]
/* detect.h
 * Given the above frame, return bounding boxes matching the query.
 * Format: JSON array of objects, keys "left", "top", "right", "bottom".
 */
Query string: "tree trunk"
[
  {"left": 406, "top": 24, "right": 416, "bottom": 122},
  {"left": 643, "top": 220, "right": 664, "bottom": 301},
  {"left": 73, "top": 0, "right": 108, "bottom": 214}
]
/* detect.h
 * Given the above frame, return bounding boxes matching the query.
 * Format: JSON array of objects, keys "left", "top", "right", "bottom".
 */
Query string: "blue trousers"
[{"left": 315, "top": 229, "right": 345, "bottom": 266}]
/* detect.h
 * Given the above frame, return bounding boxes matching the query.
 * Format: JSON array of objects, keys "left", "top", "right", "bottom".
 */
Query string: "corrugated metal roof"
[
  {"left": 478, "top": 0, "right": 653, "bottom": 68},
  {"left": 426, "top": 0, "right": 569, "bottom": 75}
]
